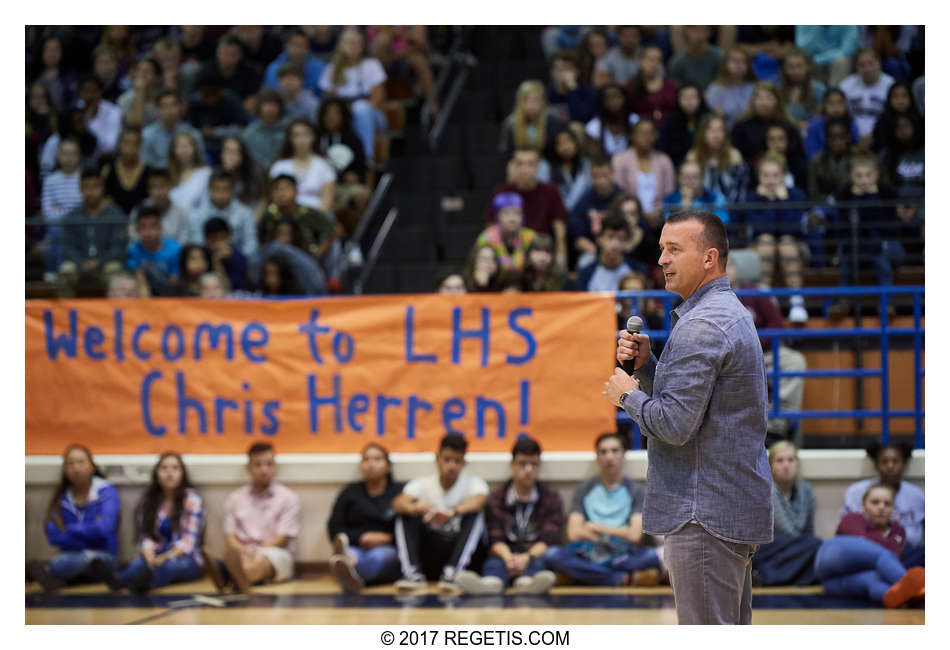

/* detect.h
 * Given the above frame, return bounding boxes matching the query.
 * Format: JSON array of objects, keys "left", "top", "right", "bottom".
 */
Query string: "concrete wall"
[{"left": 25, "top": 450, "right": 924, "bottom": 563}]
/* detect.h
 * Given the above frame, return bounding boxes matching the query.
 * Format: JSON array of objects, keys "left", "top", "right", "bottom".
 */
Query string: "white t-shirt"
[
  {"left": 269, "top": 156, "right": 336, "bottom": 210},
  {"left": 319, "top": 58, "right": 387, "bottom": 100},
  {"left": 170, "top": 166, "right": 212, "bottom": 219},
  {"left": 839, "top": 73, "right": 895, "bottom": 137},
  {"left": 585, "top": 114, "right": 640, "bottom": 157},
  {"left": 635, "top": 170, "right": 657, "bottom": 215},
  {"left": 403, "top": 473, "right": 489, "bottom": 510},
  {"left": 403, "top": 473, "right": 490, "bottom": 534},
  {"left": 587, "top": 261, "right": 633, "bottom": 292}
]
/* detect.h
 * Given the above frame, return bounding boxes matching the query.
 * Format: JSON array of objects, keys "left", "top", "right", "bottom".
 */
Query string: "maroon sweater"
[
  {"left": 739, "top": 294, "right": 786, "bottom": 352},
  {"left": 485, "top": 182, "right": 567, "bottom": 235},
  {"left": 836, "top": 512, "right": 907, "bottom": 556}
]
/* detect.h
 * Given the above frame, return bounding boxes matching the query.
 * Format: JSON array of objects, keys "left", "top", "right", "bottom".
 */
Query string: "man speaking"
[{"left": 603, "top": 210, "right": 772, "bottom": 624}]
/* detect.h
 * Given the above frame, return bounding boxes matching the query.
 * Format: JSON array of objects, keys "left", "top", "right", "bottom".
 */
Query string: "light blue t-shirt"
[
  {"left": 127, "top": 238, "right": 181, "bottom": 277},
  {"left": 570, "top": 476, "right": 645, "bottom": 526}
]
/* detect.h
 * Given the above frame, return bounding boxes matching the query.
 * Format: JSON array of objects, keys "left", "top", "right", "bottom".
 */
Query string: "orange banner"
[{"left": 26, "top": 294, "right": 619, "bottom": 455}]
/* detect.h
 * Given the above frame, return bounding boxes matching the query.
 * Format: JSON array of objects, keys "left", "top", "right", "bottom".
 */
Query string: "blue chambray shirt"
[{"left": 623, "top": 276, "right": 773, "bottom": 544}]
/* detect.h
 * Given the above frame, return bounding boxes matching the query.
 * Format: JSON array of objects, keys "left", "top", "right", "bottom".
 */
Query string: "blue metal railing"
[{"left": 614, "top": 286, "right": 925, "bottom": 450}]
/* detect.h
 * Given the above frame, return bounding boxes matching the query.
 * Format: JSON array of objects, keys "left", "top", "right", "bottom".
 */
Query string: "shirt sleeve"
[
  {"left": 623, "top": 318, "right": 729, "bottom": 447},
  {"left": 223, "top": 491, "right": 239, "bottom": 536},
  {"left": 402, "top": 477, "right": 426, "bottom": 500},
  {"left": 836, "top": 512, "right": 866, "bottom": 537},
  {"left": 467, "top": 475, "right": 490, "bottom": 497},
  {"left": 174, "top": 491, "right": 204, "bottom": 555},
  {"left": 276, "top": 489, "right": 301, "bottom": 539},
  {"left": 569, "top": 481, "right": 589, "bottom": 516},
  {"left": 363, "top": 59, "right": 387, "bottom": 90},
  {"left": 318, "top": 65, "right": 333, "bottom": 93}
]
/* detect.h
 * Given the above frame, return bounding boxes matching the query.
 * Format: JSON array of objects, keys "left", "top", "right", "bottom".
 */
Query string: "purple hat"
[{"left": 492, "top": 192, "right": 523, "bottom": 212}]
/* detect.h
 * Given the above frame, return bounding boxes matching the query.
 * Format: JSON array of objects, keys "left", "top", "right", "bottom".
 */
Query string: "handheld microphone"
[{"left": 619, "top": 315, "right": 643, "bottom": 375}]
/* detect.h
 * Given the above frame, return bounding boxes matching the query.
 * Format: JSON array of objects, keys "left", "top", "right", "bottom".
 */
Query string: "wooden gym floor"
[{"left": 25, "top": 576, "right": 924, "bottom": 625}]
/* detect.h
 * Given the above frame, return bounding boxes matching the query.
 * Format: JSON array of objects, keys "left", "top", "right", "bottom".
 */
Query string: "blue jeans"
[
  {"left": 545, "top": 544, "right": 660, "bottom": 587},
  {"left": 349, "top": 544, "right": 402, "bottom": 585},
  {"left": 350, "top": 99, "right": 387, "bottom": 160},
  {"left": 814, "top": 535, "right": 907, "bottom": 603},
  {"left": 48, "top": 550, "right": 117, "bottom": 581},
  {"left": 118, "top": 553, "right": 205, "bottom": 589},
  {"left": 481, "top": 555, "right": 547, "bottom": 585}
]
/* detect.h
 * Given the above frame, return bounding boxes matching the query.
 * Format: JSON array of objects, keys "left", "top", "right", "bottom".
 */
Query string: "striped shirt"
[{"left": 40, "top": 171, "right": 81, "bottom": 222}]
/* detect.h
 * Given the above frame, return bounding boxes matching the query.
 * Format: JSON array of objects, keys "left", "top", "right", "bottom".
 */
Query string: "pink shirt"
[{"left": 224, "top": 482, "right": 301, "bottom": 552}]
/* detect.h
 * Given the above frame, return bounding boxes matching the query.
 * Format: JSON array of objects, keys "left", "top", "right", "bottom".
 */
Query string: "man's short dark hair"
[
  {"left": 665, "top": 209, "right": 729, "bottom": 271},
  {"left": 79, "top": 74, "right": 103, "bottom": 91},
  {"left": 148, "top": 168, "right": 170, "bottom": 182},
  {"left": 600, "top": 214, "right": 631, "bottom": 237},
  {"left": 277, "top": 63, "right": 304, "bottom": 79},
  {"left": 120, "top": 126, "right": 143, "bottom": 141},
  {"left": 590, "top": 155, "right": 612, "bottom": 170},
  {"left": 439, "top": 433, "right": 468, "bottom": 455},
  {"left": 512, "top": 436, "right": 541, "bottom": 459},
  {"left": 219, "top": 34, "right": 245, "bottom": 54},
  {"left": 156, "top": 90, "right": 181, "bottom": 105},
  {"left": 595, "top": 432, "right": 627, "bottom": 451},
  {"left": 272, "top": 173, "right": 298, "bottom": 188},
  {"left": 209, "top": 168, "right": 235, "bottom": 186},
  {"left": 824, "top": 116, "right": 851, "bottom": 139},
  {"left": 203, "top": 216, "right": 231, "bottom": 238},
  {"left": 248, "top": 442, "right": 274, "bottom": 458},
  {"left": 257, "top": 88, "right": 285, "bottom": 113},
  {"left": 135, "top": 206, "right": 162, "bottom": 223},
  {"left": 285, "top": 27, "right": 310, "bottom": 44},
  {"left": 551, "top": 49, "right": 579, "bottom": 67},
  {"left": 80, "top": 168, "right": 102, "bottom": 182}
]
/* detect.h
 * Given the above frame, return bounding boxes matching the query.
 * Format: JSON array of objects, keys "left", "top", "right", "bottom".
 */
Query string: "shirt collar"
[
  {"left": 672, "top": 275, "right": 730, "bottom": 325},
  {"left": 505, "top": 482, "right": 539, "bottom": 507},
  {"left": 66, "top": 476, "right": 109, "bottom": 505},
  {"left": 249, "top": 482, "right": 276, "bottom": 498}
]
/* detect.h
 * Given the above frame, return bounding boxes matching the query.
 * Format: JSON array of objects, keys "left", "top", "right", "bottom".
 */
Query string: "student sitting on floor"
[
  {"left": 750, "top": 442, "right": 822, "bottom": 586},
  {"left": 815, "top": 483, "right": 924, "bottom": 608},
  {"left": 840, "top": 441, "right": 924, "bottom": 569},
  {"left": 455, "top": 436, "right": 563, "bottom": 595},
  {"left": 106, "top": 452, "right": 205, "bottom": 592},
  {"left": 546, "top": 432, "right": 664, "bottom": 586},
  {"left": 391, "top": 434, "right": 490, "bottom": 594},
  {"left": 28, "top": 445, "right": 120, "bottom": 593},
  {"left": 327, "top": 443, "right": 405, "bottom": 593},
  {"left": 205, "top": 442, "right": 301, "bottom": 594}
]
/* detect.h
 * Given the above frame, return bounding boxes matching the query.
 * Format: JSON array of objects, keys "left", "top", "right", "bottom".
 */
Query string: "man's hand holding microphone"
[{"left": 603, "top": 316, "right": 650, "bottom": 407}]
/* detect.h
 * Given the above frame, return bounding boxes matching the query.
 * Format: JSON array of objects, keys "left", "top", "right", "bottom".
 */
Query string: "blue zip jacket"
[{"left": 45, "top": 476, "right": 120, "bottom": 554}]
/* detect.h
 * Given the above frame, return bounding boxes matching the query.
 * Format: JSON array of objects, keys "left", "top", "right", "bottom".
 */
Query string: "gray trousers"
[{"left": 664, "top": 523, "right": 759, "bottom": 624}]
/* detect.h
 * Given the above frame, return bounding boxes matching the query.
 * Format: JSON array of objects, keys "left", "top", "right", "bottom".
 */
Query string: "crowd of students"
[
  {"left": 28, "top": 435, "right": 923, "bottom": 608},
  {"left": 462, "top": 25, "right": 923, "bottom": 324},
  {"left": 27, "top": 25, "right": 442, "bottom": 298}
]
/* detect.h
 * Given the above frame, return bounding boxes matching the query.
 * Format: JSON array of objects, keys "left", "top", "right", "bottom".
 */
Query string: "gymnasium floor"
[{"left": 25, "top": 577, "right": 924, "bottom": 625}]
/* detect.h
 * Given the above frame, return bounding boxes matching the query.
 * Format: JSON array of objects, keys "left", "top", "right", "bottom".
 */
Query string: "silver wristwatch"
[{"left": 619, "top": 390, "right": 633, "bottom": 407}]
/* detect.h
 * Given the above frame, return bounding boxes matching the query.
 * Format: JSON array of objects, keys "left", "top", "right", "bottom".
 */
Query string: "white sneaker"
[
  {"left": 395, "top": 573, "right": 427, "bottom": 592},
  {"left": 514, "top": 570, "right": 555, "bottom": 594},
  {"left": 332, "top": 532, "right": 350, "bottom": 556},
  {"left": 329, "top": 554, "right": 364, "bottom": 593},
  {"left": 788, "top": 304, "right": 808, "bottom": 324},
  {"left": 455, "top": 570, "right": 504, "bottom": 595}
]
